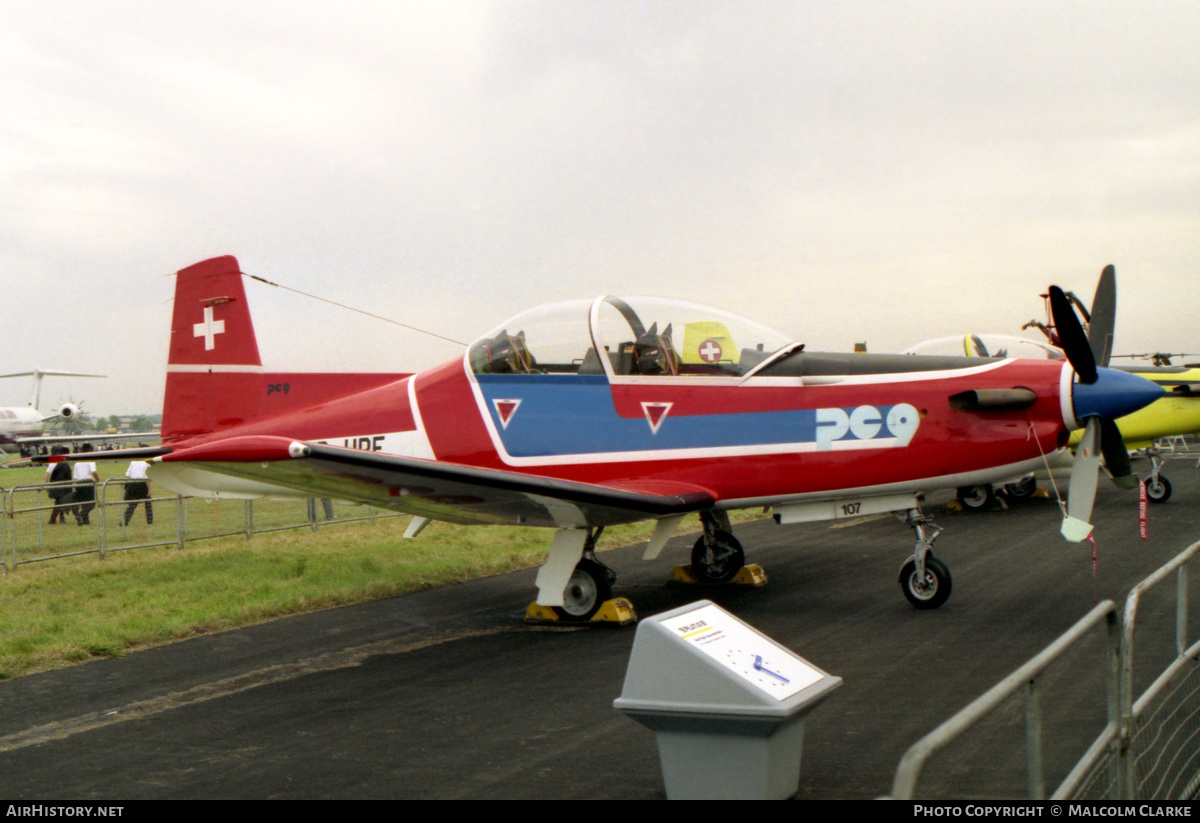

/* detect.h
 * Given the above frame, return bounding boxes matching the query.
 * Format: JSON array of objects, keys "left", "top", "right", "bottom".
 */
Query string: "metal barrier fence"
[
  {"left": 1078, "top": 540, "right": 1200, "bottom": 799},
  {"left": 1, "top": 478, "right": 403, "bottom": 571},
  {"left": 889, "top": 540, "right": 1200, "bottom": 800}
]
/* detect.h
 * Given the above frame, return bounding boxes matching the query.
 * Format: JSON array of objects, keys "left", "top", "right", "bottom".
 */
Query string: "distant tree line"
[{"left": 44, "top": 414, "right": 157, "bottom": 436}]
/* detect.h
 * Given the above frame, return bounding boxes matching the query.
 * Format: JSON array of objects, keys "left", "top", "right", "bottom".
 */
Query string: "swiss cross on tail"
[{"left": 193, "top": 305, "right": 226, "bottom": 350}]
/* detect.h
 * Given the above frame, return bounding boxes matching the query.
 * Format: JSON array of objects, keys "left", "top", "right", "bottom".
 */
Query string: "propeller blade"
[
  {"left": 1050, "top": 286, "right": 1098, "bottom": 384},
  {"left": 1098, "top": 416, "right": 1137, "bottom": 488},
  {"left": 1063, "top": 418, "right": 1100, "bottom": 541},
  {"left": 1088, "top": 265, "right": 1116, "bottom": 367}
]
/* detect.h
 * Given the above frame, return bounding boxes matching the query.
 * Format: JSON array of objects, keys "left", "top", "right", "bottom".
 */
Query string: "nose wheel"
[
  {"left": 899, "top": 555, "right": 952, "bottom": 609},
  {"left": 1144, "top": 475, "right": 1172, "bottom": 503}
]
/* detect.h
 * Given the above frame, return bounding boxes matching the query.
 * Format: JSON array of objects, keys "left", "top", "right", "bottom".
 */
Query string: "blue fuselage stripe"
[{"left": 476, "top": 374, "right": 904, "bottom": 458}]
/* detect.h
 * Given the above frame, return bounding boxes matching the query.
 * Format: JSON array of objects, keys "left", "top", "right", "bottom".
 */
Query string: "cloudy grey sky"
[{"left": 3, "top": 0, "right": 1199, "bottom": 416}]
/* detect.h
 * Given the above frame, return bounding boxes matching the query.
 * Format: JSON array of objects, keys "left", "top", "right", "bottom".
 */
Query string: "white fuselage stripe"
[{"left": 167, "top": 364, "right": 265, "bottom": 373}]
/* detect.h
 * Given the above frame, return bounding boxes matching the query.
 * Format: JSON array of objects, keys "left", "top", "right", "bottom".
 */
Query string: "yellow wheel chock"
[
  {"left": 671, "top": 563, "right": 768, "bottom": 587},
  {"left": 524, "top": 597, "right": 637, "bottom": 626}
]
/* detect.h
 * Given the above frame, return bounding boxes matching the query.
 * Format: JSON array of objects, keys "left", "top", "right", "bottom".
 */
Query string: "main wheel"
[
  {"left": 956, "top": 485, "right": 994, "bottom": 511},
  {"left": 899, "top": 555, "right": 952, "bottom": 609},
  {"left": 552, "top": 559, "right": 611, "bottom": 621},
  {"left": 1003, "top": 476, "right": 1037, "bottom": 499},
  {"left": 1145, "top": 475, "right": 1172, "bottom": 504},
  {"left": 690, "top": 530, "right": 745, "bottom": 584}
]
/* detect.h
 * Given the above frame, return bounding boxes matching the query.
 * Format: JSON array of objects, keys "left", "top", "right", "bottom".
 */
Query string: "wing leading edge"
[{"left": 153, "top": 436, "right": 716, "bottom": 529}]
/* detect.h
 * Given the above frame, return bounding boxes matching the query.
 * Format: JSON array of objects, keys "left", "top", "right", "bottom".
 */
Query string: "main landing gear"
[
  {"left": 897, "top": 509, "right": 951, "bottom": 609},
  {"left": 526, "top": 513, "right": 764, "bottom": 626},
  {"left": 690, "top": 511, "right": 746, "bottom": 583},
  {"left": 556, "top": 557, "right": 616, "bottom": 620},
  {"left": 526, "top": 527, "right": 634, "bottom": 625},
  {"left": 955, "top": 475, "right": 1040, "bottom": 512},
  {"left": 955, "top": 484, "right": 996, "bottom": 511}
]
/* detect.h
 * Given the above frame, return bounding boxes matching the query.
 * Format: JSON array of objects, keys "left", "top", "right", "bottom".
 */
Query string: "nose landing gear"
[
  {"left": 897, "top": 509, "right": 951, "bottom": 609},
  {"left": 1143, "top": 449, "right": 1172, "bottom": 504}
]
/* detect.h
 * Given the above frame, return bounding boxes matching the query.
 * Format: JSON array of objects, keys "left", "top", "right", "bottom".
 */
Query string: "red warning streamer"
[{"left": 1139, "top": 479, "right": 1149, "bottom": 541}]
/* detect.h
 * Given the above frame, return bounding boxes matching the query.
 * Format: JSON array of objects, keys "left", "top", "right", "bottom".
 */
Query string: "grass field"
[{"left": 1, "top": 456, "right": 744, "bottom": 680}]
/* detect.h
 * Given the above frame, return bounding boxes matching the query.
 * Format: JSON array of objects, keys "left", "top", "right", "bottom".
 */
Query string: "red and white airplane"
[{"left": 48, "top": 256, "right": 1163, "bottom": 619}]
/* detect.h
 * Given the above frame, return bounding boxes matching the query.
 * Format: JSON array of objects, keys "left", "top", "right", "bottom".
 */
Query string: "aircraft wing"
[{"left": 152, "top": 436, "right": 717, "bottom": 529}]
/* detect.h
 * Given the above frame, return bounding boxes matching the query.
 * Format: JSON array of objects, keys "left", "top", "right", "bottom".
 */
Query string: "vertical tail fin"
[
  {"left": 163, "top": 256, "right": 263, "bottom": 442},
  {"left": 168, "top": 255, "right": 262, "bottom": 369}
]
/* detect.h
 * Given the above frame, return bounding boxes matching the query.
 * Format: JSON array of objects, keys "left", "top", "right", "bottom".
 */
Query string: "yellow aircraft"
[{"left": 1074, "top": 363, "right": 1200, "bottom": 503}]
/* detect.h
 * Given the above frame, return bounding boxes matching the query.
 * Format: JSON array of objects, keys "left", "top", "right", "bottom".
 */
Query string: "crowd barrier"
[{"left": 1, "top": 477, "right": 402, "bottom": 571}]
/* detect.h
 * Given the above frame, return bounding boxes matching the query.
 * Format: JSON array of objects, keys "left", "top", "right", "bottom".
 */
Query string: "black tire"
[
  {"left": 690, "top": 530, "right": 745, "bottom": 584},
  {"left": 1145, "top": 475, "right": 1172, "bottom": 504},
  {"left": 899, "top": 555, "right": 952, "bottom": 609},
  {"left": 956, "top": 485, "right": 994, "bottom": 511},
  {"left": 1003, "top": 476, "right": 1037, "bottom": 499},
  {"left": 552, "top": 559, "right": 611, "bottom": 621}
]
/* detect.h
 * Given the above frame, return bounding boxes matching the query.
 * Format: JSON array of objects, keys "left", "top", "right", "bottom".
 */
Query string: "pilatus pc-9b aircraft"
[{"left": 43, "top": 256, "right": 1162, "bottom": 620}]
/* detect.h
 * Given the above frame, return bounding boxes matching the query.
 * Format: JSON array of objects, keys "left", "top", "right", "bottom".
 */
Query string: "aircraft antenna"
[{"left": 243, "top": 273, "right": 468, "bottom": 347}]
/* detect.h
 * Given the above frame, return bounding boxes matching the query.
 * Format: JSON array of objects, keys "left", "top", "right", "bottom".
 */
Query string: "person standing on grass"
[
  {"left": 44, "top": 446, "right": 73, "bottom": 524},
  {"left": 123, "top": 460, "right": 153, "bottom": 525},
  {"left": 71, "top": 443, "right": 99, "bottom": 526}
]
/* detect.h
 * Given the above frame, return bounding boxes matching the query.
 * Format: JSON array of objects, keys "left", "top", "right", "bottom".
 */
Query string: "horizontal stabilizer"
[{"left": 32, "top": 446, "right": 174, "bottom": 464}]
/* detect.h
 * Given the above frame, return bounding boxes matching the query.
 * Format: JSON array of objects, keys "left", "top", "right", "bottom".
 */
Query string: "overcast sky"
[{"left": 3, "top": 1, "right": 1199, "bottom": 415}]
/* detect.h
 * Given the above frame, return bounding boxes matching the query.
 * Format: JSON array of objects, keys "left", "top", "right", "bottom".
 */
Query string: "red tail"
[
  {"left": 168, "top": 256, "right": 262, "bottom": 370},
  {"left": 162, "top": 256, "right": 408, "bottom": 444}
]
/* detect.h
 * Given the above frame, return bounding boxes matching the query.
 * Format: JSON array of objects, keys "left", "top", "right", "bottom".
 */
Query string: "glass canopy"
[{"left": 468, "top": 296, "right": 793, "bottom": 379}]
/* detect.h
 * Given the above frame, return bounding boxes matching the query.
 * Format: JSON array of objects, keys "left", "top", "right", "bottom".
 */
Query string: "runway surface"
[{"left": 1, "top": 461, "right": 1197, "bottom": 799}]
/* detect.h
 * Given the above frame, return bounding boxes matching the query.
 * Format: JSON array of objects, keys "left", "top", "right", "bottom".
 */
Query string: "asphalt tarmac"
[{"left": 1, "top": 459, "right": 1197, "bottom": 800}]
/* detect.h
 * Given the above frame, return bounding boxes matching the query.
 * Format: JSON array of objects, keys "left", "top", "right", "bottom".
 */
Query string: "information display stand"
[{"left": 613, "top": 600, "right": 842, "bottom": 799}]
